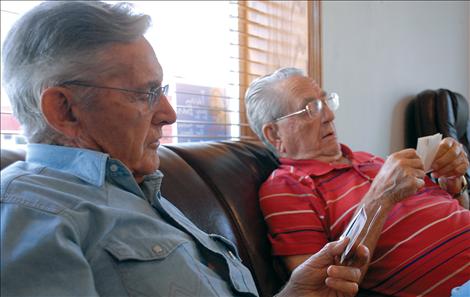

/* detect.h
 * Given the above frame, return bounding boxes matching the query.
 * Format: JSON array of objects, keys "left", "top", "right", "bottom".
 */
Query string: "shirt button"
[
  {"left": 109, "top": 164, "right": 118, "bottom": 172},
  {"left": 228, "top": 250, "right": 237, "bottom": 261},
  {"left": 152, "top": 244, "right": 163, "bottom": 254}
]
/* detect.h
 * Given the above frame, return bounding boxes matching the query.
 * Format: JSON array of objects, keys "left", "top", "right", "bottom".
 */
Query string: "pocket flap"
[{"left": 104, "top": 235, "right": 188, "bottom": 261}]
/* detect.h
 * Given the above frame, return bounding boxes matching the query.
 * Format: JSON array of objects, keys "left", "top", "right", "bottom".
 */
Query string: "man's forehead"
[
  {"left": 285, "top": 75, "right": 320, "bottom": 89},
  {"left": 98, "top": 41, "right": 163, "bottom": 85},
  {"left": 98, "top": 60, "right": 163, "bottom": 85},
  {"left": 285, "top": 76, "right": 324, "bottom": 99}
]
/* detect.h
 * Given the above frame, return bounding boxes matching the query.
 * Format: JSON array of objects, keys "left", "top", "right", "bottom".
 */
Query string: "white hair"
[
  {"left": 244, "top": 67, "right": 305, "bottom": 152},
  {"left": 2, "top": 1, "right": 151, "bottom": 144}
]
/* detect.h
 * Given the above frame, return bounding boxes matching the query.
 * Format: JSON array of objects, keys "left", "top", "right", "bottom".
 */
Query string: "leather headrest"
[
  {"left": 436, "top": 89, "right": 469, "bottom": 141},
  {"left": 415, "top": 89, "right": 469, "bottom": 142}
]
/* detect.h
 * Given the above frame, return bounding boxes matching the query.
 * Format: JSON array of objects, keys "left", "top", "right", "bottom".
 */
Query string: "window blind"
[{"left": 232, "top": 0, "right": 322, "bottom": 139}]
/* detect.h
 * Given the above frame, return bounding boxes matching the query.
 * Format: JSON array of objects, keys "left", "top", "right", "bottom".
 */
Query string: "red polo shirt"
[{"left": 260, "top": 144, "right": 470, "bottom": 297}]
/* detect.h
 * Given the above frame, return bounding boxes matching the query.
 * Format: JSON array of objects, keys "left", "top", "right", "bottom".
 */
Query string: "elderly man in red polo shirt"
[{"left": 245, "top": 67, "right": 470, "bottom": 297}]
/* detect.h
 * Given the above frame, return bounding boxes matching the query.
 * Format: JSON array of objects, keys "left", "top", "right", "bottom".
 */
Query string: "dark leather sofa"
[{"left": 0, "top": 140, "right": 285, "bottom": 297}]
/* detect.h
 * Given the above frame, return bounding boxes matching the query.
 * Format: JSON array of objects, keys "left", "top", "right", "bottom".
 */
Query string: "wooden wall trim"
[{"left": 308, "top": 0, "right": 322, "bottom": 86}]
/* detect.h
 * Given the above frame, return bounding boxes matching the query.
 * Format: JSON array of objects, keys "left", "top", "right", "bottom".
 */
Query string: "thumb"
[
  {"left": 349, "top": 244, "right": 370, "bottom": 268},
  {"left": 327, "top": 237, "right": 350, "bottom": 258},
  {"left": 305, "top": 238, "right": 350, "bottom": 267}
]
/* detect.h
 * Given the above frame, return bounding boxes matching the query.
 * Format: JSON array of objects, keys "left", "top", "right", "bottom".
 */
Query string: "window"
[
  {"left": 1, "top": 1, "right": 38, "bottom": 150},
  {"left": 0, "top": 1, "right": 321, "bottom": 148},
  {"left": 235, "top": 1, "right": 322, "bottom": 138}
]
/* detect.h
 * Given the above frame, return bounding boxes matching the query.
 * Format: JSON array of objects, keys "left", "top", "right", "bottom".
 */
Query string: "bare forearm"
[
  {"left": 352, "top": 198, "right": 393, "bottom": 282},
  {"left": 349, "top": 148, "right": 424, "bottom": 281}
]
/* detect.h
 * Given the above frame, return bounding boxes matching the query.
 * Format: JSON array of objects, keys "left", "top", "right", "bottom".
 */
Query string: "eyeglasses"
[
  {"left": 62, "top": 81, "right": 169, "bottom": 109},
  {"left": 273, "top": 92, "right": 339, "bottom": 122}
]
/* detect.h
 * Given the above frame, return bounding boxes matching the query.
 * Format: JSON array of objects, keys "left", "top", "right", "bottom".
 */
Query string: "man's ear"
[
  {"left": 40, "top": 87, "right": 80, "bottom": 138},
  {"left": 262, "top": 122, "right": 281, "bottom": 149}
]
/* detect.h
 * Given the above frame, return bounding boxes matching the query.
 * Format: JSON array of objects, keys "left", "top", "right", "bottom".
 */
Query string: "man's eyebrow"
[
  {"left": 137, "top": 80, "right": 161, "bottom": 90},
  {"left": 300, "top": 96, "right": 316, "bottom": 107},
  {"left": 150, "top": 81, "right": 162, "bottom": 87},
  {"left": 299, "top": 91, "right": 328, "bottom": 107}
]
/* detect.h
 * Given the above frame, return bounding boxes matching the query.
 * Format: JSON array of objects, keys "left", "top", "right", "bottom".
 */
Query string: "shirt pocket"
[{"left": 103, "top": 234, "right": 210, "bottom": 297}]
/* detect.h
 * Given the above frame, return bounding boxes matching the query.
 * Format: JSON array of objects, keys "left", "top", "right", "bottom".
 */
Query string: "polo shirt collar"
[{"left": 279, "top": 144, "right": 357, "bottom": 176}]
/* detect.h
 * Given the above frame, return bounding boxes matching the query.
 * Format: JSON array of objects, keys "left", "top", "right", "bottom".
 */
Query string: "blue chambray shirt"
[{"left": 0, "top": 144, "right": 259, "bottom": 297}]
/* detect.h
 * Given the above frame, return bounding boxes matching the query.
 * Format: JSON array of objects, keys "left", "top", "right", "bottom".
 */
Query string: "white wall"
[{"left": 322, "top": 0, "right": 469, "bottom": 157}]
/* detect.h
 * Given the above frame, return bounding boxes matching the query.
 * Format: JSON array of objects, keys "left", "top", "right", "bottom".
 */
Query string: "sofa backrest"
[{"left": 0, "top": 140, "right": 282, "bottom": 296}]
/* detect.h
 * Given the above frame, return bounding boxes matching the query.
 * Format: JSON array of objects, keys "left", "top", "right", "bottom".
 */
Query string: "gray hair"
[
  {"left": 245, "top": 67, "right": 305, "bottom": 152},
  {"left": 2, "top": 1, "right": 151, "bottom": 144}
]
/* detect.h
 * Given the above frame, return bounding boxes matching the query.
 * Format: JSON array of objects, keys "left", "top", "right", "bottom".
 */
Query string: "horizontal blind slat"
[{"left": 176, "top": 120, "right": 251, "bottom": 127}]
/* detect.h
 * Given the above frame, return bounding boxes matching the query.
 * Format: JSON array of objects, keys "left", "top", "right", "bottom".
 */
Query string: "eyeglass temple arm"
[
  {"left": 62, "top": 81, "right": 162, "bottom": 96},
  {"left": 274, "top": 108, "right": 308, "bottom": 122}
]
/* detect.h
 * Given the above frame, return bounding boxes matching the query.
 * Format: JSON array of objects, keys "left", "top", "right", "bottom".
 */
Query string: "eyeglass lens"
[
  {"left": 306, "top": 100, "right": 323, "bottom": 118},
  {"left": 306, "top": 93, "right": 339, "bottom": 118},
  {"left": 327, "top": 93, "right": 339, "bottom": 111},
  {"left": 148, "top": 85, "right": 169, "bottom": 108}
]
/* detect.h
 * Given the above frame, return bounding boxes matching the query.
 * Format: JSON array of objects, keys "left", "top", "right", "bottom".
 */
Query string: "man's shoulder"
[
  {"left": 1, "top": 161, "right": 88, "bottom": 214},
  {"left": 260, "top": 165, "right": 315, "bottom": 197},
  {"left": 352, "top": 150, "right": 384, "bottom": 163},
  {"left": 1, "top": 161, "right": 43, "bottom": 196},
  {"left": 262, "top": 165, "right": 309, "bottom": 184}
]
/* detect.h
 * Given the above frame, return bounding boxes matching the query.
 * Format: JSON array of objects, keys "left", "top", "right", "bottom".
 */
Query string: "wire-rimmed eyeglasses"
[
  {"left": 273, "top": 92, "right": 339, "bottom": 122},
  {"left": 62, "top": 81, "right": 169, "bottom": 109}
]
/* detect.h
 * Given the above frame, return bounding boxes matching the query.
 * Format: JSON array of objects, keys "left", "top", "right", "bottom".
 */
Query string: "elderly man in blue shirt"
[{"left": 0, "top": 2, "right": 369, "bottom": 296}]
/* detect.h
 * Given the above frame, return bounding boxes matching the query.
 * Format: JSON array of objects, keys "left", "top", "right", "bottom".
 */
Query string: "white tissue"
[{"left": 416, "top": 133, "right": 442, "bottom": 172}]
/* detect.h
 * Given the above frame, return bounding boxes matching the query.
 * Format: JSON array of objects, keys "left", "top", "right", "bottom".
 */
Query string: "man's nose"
[
  {"left": 151, "top": 94, "right": 177, "bottom": 125},
  {"left": 321, "top": 102, "right": 335, "bottom": 122}
]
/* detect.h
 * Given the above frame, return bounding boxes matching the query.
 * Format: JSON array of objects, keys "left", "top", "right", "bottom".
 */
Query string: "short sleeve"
[{"left": 259, "top": 173, "right": 328, "bottom": 256}]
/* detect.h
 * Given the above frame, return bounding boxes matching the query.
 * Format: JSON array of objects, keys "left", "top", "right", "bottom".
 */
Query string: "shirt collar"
[
  {"left": 27, "top": 144, "right": 109, "bottom": 187},
  {"left": 279, "top": 144, "right": 357, "bottom": 177},
  {"left": 26, "top": 144, "right": 164, "bottom": 199}
]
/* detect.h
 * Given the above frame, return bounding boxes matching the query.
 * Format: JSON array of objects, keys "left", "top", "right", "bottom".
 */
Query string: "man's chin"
[
  {"left": 133, "top": 156, "right": 160, "bottom": 179},
  {"left": 322, "top": 136, "right": 340, "bottom": 149},
  {"left": 146, "top": 156, "right": 160, "bottom": 173},
  {"left": 324, "top": 143, "right": 342, "bottom": 159}
]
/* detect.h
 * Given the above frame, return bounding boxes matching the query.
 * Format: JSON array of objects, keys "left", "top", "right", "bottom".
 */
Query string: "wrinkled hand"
[
  {"left": 368, "top": 149, "right": 425, "bottom": 210},
  {"left": 431, "top": 137, "right": 469, "bottom": 179},
  {"left": 277, "top": 238, "right": 370, "bottom": 297}
]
